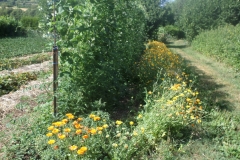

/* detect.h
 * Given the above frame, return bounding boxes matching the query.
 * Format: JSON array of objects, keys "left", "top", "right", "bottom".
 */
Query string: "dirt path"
[{"left": 168, "top": 40, "right": 240, "bottom": 113}]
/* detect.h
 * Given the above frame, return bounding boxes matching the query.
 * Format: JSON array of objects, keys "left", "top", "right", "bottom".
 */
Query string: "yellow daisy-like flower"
[
  {"left": 116, "top": 120, "right": 123, "bottom": 125},
  {"left": 69, "top": 145, "right": 78, "bottom": 151},
  {"left": 96, "top": 127, "right": 103, "bottom": 131},
  {"left": 52, "top": 121, "right": 65, "bottom": 127},
  {"left": 66, "top": 113, "right": 74, "bottom": 119},
  {"left": 77, "top": 146, "right": 88, "bottom": 155},
  {"left": 93, "top": 116, "right": 101, "bottom": 121},
  {"left": 129, "top": 121, "right": 134, "bottom": 126},
  {"left": 62, "top": 119, "right": 68, "bottom": 123},
  {"left": 64, "top": 128, "right": 71, "bottom": 133},
  {"left": 148, "top": 91, "right": 152, "bottom": 95},
  {"left": 48, "top": 126, "right": 54, "bottom": 131},
  {"left": 89, "top": 114, "right": 95, "bottom": 119},
  {"left": 46, "top": 133, "right": 53, "bottom": 137},
  {"left": 133, "top": 131, "right": 138, "bottom": 136},
  {"left": 48, "top": 139, "right": 55, "bottom": 145},
  {"left": 77, "top": 117, "right": 83, "bottom": 121},
  {"left": 90, "top": 129, "right": 97, "bottom": 135},
  {"left": 74, "top": 123, "right": 81, "bottom": 129},
  {"left": 103, "top": 124, "right": 109, "bottom": 129},
  {"left": 190, "top": 115, "right": 195, "bottom": 119},
  {"left": 58, "top": 134, "right": 66, "bottom": 140},
  {"left": 76, "top": 129, "right": 82, "bottom": 135},
  {"left": 52, "top": 128, "right": 60, "bottom": 134}
]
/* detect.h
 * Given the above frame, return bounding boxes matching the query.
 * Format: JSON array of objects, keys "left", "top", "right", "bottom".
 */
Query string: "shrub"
[
  {"left": 192, "top": 24, "right": 240, "bottom": 70},
  {"left": 164, "top": 25, "right": 185, "bottom": 39},
  {"left": 0, "top": 16, "right": 26, "bottom": 37},
  {"left": 20, "top": 16, "right": 39, "bottom": 29}
]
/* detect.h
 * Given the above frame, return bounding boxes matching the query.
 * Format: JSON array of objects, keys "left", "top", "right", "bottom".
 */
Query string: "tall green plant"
[{"left": 54, "top": 0, "right": 146, "bottom": 114}]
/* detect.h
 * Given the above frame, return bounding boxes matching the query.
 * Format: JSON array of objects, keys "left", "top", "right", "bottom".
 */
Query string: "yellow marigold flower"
[
  {"left": 52, "top": 128, "right": 60, "bottom": 134},
  {"left": 148, "top": 91, "right": 152, "bottom": 94},
  {"left": 77, "top": 117, "right": 83, "bottom": 121},
  {"left": 96, "top": 127, "right": 103, "bottom": 131},
  {"left": 186, "top": 98, "right": 191, "bottom": 102},
  {"left": 82, "top": 134, "right": 88, "bottom": 139},
  {"left": 89, "top": 114, "right": 95, "bottom": 119},
  {"left": 64, "top": 128, "right": 71, "bottom": 133},
  {"left": 116, "top": 120, "right": 123, "bottom": 125},
  {"left": 72, "top": 120, "right": 78, "bottom": 125},
  {"left": 62, "top": 119, "right": 68, "bottom": 123},
  {"left": 199, "top": 106, "right": 203, "bottom": 110},
  {"left": 90, "top": 128, "right": 97, "bottom": 135},
  {"left": 98, "top": 131, "right": 102, "bottom": 134},
  {"left": 129, "top": 121, "right": 134, "bottom": 126},
  {"left": 76, "top": 129, "right": 82, "bottom": 135},
  {"left": 52, "top": 121, "right": 65, "bottom": 127},
  {"left": 141, "top": 127, "right": 145, "bottom": 133},
  {"left": 93, "top": 116, "right": 101, "bottom": 121},
  {"left": 58, "top": 134, "right": 66, "bottom": 139},
  {"left": 48, "top": 139, "right": 55, "bottom": 145},
  {"left": 69, "top": 145, "right": 78, "bottom": 151},
  {"left": 48, "top": 126, "right": 54, "bottom": 131},
  {"left": 46, "top": 133, "right": 53, "bottom": 137},
  {"left": 103, "top": 124, "right": 109, "bottom": 129},
  {"left": 77, "top": 146, "right": 87, "bottom": 155},
  {"left": 74, "top": 123, "right": 81, "bottom": 129}
]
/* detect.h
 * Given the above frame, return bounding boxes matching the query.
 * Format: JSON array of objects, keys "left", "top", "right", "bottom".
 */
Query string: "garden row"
[
  {"left": 192, "top": 24, "right": 240, "bottom": 70},
  {"left": 0, "top": 35, "right": 51, "bottom": 59},
  {"left": 0, "top": 53, "right": 51, "bottom": 71}
]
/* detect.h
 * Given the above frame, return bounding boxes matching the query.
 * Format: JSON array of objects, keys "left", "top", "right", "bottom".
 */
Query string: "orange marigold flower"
[
  {"left": 69, "top": 145, "right": 78, "bottom": 151},
  {"left": 82, "top": 134, "right": 88, "bottom": 139}
]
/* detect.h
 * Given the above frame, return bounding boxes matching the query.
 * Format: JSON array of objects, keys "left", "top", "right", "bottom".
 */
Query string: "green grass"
[{"left": 0, "top": 36, "right": 51, "bottom": 59}]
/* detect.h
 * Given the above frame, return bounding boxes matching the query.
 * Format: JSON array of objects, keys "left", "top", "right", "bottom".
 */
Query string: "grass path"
[{"left": 168, "top": 40, "right": 240, "bottom": 114}]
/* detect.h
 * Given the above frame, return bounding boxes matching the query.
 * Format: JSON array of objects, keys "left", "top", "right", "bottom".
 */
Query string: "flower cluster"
[{"left": 46, "top": 113, "right": 108, "bottom": 156}]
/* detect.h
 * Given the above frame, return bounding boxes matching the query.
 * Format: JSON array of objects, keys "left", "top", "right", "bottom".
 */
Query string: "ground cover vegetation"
[
  {"left": 0, "top": 35, "right": 51, "bottom": 58},
  {"left": 192, "top": 24, "right": 240, "bottom": 71},
  {"left": 0, "top": 52, "right": 51, "bottom": 71},
  {"left": 1, "top": 0, "right": 240, "bottom": 159}
]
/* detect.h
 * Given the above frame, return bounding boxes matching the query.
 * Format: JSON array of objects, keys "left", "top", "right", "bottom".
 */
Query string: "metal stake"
[{"left": 52, "top": 0, "right": 58, "bottom": 116}]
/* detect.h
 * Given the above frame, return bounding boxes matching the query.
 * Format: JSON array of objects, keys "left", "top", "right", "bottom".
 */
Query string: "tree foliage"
[
  {"left": 170, "top": 0, "right": 240, "bottom": 41},
  {"left": 53, "top": 0, "right": 147, "bottom": 114}
]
